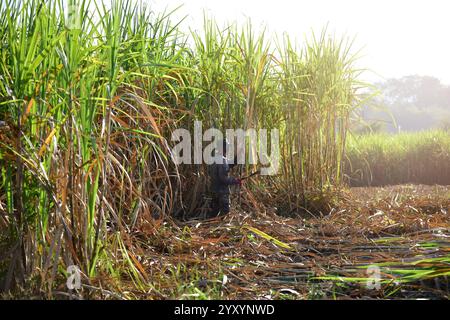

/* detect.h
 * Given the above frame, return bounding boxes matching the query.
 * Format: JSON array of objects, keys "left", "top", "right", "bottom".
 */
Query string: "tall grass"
[
  {"left": 0, "top": 0, "right": 188, "bottom": 292},
  {"left": 276, "top": 32, "right": 363, "bottom": 211},
  {"left": 0, "top": 0, "right": 363, "bottom": 294},
  {"left": 345, "top": 130, "right": 450, "bottom": 186}
]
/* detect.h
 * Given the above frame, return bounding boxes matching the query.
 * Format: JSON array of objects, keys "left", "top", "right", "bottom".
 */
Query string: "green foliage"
[
  {"left": 0, "top": 0, "right": 363, "bottom": 295},
  {"left": 345, "top": 130, "right": 450, "bottom": 186}
]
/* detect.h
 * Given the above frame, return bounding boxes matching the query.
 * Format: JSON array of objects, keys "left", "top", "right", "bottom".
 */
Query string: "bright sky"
[{"left": 149, "top": 0, "right": 450, "bottom": 85}]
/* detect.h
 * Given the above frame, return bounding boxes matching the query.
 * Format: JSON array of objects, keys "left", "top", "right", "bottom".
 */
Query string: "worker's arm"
[{"left": 217, "top": 164, "right": 239, "bottom": 185}]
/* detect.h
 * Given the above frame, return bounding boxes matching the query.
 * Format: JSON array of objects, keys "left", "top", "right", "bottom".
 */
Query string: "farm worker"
[{"left": 208, "top": 138, "right": 241, "bottom": 218}]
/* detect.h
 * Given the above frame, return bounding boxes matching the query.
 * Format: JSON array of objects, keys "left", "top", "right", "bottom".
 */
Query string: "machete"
[{"left": 240, "top": 169, "right": 261, "bottom": 181}]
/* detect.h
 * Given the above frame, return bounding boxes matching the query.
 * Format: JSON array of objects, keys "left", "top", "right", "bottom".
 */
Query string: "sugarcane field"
[{"left": 1, "top": 0, "right": 450, "bottom": 304}]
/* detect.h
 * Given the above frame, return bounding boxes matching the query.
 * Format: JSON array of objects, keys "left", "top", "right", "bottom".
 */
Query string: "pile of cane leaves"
[{"left": 39, "top": 184, "right": 447, "bottom": 300}]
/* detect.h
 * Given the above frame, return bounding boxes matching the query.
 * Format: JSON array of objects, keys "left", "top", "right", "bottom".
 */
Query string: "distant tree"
[
  {"left": 380, "top": 75, "right": 450, "bottom": 109},
  {"left": 439, "top": 119, "right": 450, "bottom": 132},
  {"left": 359, "top": 75, "right": 450, "bottom": 132},
  {"left": 351, "top": 119, "right": 387, "bottom": 135}
]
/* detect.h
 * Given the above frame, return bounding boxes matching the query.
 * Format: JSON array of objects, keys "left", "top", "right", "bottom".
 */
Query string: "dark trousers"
[{"left": 209, "top": 193, "right": 230, "bottom": 217}]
